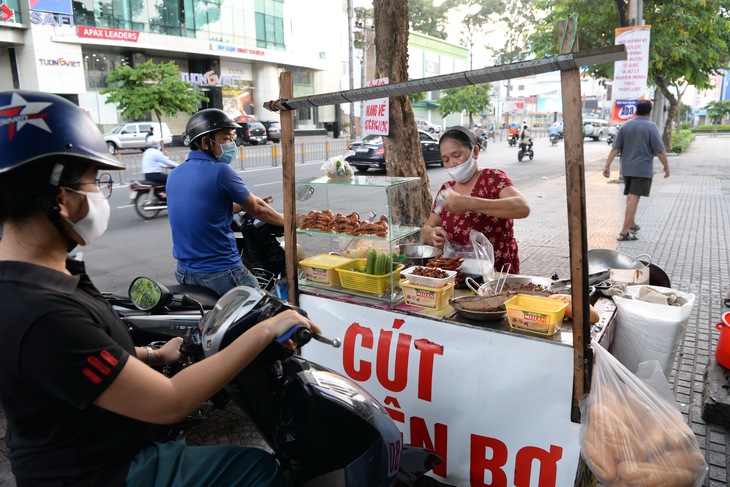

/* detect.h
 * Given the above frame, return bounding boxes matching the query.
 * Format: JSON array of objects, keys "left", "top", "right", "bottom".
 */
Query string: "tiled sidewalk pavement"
[
  {"left": 1, "top": 136, "right": 728, "bottom": 486},
  {"left": 516, "top": 135, "right": 730, "bottom": 487}
]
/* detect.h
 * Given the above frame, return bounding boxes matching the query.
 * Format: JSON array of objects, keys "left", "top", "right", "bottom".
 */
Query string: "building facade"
[{"left": 0, "top": 0, "right": 346, "bottom": 136}]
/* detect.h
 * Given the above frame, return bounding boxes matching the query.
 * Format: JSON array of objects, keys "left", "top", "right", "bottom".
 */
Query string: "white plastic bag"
[
  {"left": 321, "top": 154, "right": 353, "bottom": 178},
  {"left": 611, "top": 285, "right": 695, "bottom": 378},
  {"left": 580, "top": 341, "right": 707, "bottom": 487},
  {"left": 442, "top": 230, "right": 494, "bottom": 279}
]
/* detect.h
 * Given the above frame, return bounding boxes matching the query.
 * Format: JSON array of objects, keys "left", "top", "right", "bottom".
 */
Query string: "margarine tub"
[
  {"left": 504, "top": 294, "right": 568, "bottom": 336},
  {"left": 402, "top": 280, "right": 455, "bottom": 310},
  {"left": 299, "top": 254, "right": 352, "bottom": 287}
]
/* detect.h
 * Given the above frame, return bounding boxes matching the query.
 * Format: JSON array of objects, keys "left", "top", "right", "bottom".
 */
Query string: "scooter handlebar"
[{"left": 274, "top": 325, "right": 342, "bottom": 348}]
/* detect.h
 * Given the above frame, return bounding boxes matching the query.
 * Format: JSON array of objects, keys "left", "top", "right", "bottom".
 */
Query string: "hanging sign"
[
  {"left": 363, "top": 77, "right": 389, "bottom": 136},
  {"left": 613, "top": 25, "right": 651, "bottom": 100},
  {"left": 611, "top": 25, "right": 651, "bottom": 125}
]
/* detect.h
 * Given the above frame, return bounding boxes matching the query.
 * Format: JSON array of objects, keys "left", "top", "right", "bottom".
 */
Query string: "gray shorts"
[{"left": 623, "top": 176, "right": 652, "bottom": 197}]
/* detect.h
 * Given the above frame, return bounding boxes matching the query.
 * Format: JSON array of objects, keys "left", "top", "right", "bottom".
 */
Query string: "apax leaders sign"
[
  {"left": 363, "top": 77, "right": 389, "bottom": 136},
  {"left": 611, "top": 25, "right": 651, "bottom": 125}
]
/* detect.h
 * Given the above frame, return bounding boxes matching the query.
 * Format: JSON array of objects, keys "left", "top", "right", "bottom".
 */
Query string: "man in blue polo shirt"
[{"left": 167, "top": 109, "right": 284, "bottom": 295}]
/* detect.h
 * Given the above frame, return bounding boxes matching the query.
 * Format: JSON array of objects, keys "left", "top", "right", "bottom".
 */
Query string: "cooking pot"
[{"left": 398, "top": 243, "right": 442, "bottom": 267}]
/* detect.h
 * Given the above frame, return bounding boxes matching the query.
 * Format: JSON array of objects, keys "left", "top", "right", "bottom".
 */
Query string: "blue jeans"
[
  {"left": 175, "top": 264, "right": 259, "bottom": 296},
  {"left": 125, "top": 441, "right": 285, "bottom": 487}
]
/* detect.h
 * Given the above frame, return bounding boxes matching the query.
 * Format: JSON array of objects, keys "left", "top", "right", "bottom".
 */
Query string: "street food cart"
[{"left": 265, "top": 19, "right": 627, "bottom": 486}]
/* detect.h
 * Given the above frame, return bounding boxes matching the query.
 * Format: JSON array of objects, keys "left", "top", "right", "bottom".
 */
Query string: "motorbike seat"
[
  {"left": 138, "top": 180, "right": 165, "bottom": 187},
  {"left": 167, "top": 284, "right": 221, "bottom": 309}
]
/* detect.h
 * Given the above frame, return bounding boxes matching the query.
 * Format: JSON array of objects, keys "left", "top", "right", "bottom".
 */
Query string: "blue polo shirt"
[{"left": 167, "top": 151, "right": 251, "bottom": 274}]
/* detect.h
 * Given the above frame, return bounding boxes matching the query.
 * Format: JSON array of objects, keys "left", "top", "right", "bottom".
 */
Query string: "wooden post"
[
  {"left": 279, "top": 71, "right": 299, "bottom": 306},
  {"left": 557, "top": 17, "right": 591, "bottom": 424}
]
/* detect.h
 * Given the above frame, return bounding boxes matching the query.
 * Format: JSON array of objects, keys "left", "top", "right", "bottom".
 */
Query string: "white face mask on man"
[
  {"left": 446, "top": 149, "right": 478, "bottom": 183},
  {"left": 62, "top": 188, "right": 111, "bottom": 245}
]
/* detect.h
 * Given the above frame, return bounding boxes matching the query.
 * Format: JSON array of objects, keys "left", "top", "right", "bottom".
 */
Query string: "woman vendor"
[{"left": 422, "top": 126, "right": 530, "bottom": 273}]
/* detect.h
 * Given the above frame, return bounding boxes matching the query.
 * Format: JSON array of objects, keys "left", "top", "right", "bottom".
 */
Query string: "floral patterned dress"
[{"left": 433, "top": 168, "right": 520, "bottom": 273}]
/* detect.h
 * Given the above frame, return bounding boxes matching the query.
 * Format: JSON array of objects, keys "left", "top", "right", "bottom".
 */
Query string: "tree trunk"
[
  {"left": 656, "top": 78, "right": 678, "bottom": 151},
  {"left": 372, "top": 0, "right": 433, "bottom": 224}
]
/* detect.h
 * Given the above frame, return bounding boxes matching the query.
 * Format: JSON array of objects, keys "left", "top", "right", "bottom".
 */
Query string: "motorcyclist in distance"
[
  {"left": 141, "top": 136, "right": 178, "bottom": 186},
  {"left": 519, "top": 122, "right": 533, "bottom": 152},
  {"left": 0, "top": 90, "right": 318, "bottom": 487}
]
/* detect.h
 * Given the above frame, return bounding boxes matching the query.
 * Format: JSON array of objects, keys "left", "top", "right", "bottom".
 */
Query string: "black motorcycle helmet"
[{"left": 184, "top": 108, "right": 240, "bottom": 149}]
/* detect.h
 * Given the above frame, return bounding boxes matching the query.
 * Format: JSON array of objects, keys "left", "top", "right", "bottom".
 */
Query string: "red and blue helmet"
[{"left": 0, "top": 90, "right": 124, "bottom": 175}]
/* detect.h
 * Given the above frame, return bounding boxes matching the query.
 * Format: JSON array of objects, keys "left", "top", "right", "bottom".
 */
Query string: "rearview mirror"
[{"left": 129, "top": 277, "right": 170, "bottom": 312}]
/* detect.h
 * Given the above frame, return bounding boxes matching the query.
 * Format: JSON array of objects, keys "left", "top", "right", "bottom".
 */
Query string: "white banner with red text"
[{"left": 299, "top": 294, "right": 581, "bottom": 487}]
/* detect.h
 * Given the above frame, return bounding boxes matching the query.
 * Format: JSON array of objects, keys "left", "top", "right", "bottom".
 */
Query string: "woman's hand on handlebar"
[
  {"left": 266, "top": 309, "right": 321, "bottom": 350},
  {"left": 159, "top": 337, "right": 187, "bottom": 364}
]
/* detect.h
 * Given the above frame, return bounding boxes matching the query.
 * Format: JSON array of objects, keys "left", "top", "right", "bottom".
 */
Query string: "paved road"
[{"left": 2, "top": 135, "right": 728, "bottom": 486}]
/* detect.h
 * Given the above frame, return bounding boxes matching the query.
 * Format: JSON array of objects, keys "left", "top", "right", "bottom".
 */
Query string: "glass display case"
[{"left": 295, "top": 175, "right": 422, "bottom": 305}]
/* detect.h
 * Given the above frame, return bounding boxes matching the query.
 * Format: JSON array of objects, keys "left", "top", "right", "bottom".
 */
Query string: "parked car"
[
  {"left": 582, "top": 118, "right": 610, "bottom": 141},
  {"left": 416, "top": 120, "right": 442, "bottom": 134},
  {"left": 262, "top": 121, "right": 281, "bottom": 143},
  {"left": 235, "top": 116, "right": 268, "bottom": 145},
  {"left": 103, "top": 121, "right": 172, "bottom": 154},
  {"left": 345, "top": 130, "right": 442, "bottom": 173}
]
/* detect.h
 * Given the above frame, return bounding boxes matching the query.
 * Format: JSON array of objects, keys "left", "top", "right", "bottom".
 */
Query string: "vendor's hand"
[
  {"left": 159, "top": 337, "right": 186, "bottom": 364},
  {"left": 267, "top": 309, "right": 321, "bottom": 351},
  {"left": 430, "top": 226, "right": 450, "bottom": 248},
  {"left": 442, "top": 192, "right": 472, "bottom": 215}
]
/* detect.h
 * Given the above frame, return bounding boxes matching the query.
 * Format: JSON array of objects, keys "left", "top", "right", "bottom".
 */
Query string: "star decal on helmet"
[{"left": 0, "top": 92, "right": 53, "bottom": 140}]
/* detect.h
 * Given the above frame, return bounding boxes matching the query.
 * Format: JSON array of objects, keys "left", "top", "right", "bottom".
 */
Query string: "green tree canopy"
[
  {"left": 530, "top": 0, "right": 730, "bottom": 146},
  {"left": 101, "top": 60, "right": 208, "bottom": 146},
  {"left": 705, "top": 100, "right": 730, "bottom": 124},
  {"left": 437, "top": 84, "right": 492, "bottom": 128},
  {"left": 407, "top": 0, "right": 453, "bottom": 39}
]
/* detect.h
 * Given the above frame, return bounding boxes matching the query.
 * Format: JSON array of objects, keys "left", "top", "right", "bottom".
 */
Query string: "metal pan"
[
  {"left": 587, "top": 249, "right": 651, "bottom": 272},
  {"left": 468, "top": 275, "right": 555, "bottom": 297},
  {"left": 450, "top": 295, "right": 508, "bottom": 321}
]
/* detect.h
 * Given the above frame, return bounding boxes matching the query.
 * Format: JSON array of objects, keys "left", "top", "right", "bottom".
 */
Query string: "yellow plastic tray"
[{"left": 336, "top": 258, "right": 404, "bottom": 295}]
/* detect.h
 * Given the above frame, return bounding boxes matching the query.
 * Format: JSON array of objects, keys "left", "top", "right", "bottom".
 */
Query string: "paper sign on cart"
[{"left": 363, "top": 78, "right": 389, "bottom": 136}]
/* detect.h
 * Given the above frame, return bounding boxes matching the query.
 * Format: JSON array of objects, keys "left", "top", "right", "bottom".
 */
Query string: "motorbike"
[
  {"left": 129, "top": 180, "right": 167, "bottom": 220},
  {"left": 476, "top": 133, "right": 488, "bottom": 151},
  {"left": 549, "top": 132, "right": 561, "bottom": 145},
  {"left": 517, "top": 141, "right": 534, "bottom": 161},
  {"left": 607, "top": 133, "right": 615, "bottom": 145},
  {"left": 507, "top": 133, "right": 518, "bottom": 147},
  {"left": 122, "top": 277, "right": 444, "bottom": 486}
]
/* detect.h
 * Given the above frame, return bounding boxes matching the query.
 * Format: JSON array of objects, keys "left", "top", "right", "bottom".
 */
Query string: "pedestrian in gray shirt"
[{"left": 602, "top": 100, "right": 670, "bottom": 241}]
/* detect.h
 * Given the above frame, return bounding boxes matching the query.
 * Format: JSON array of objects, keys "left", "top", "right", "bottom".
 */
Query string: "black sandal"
[{"left": 617, "top": 232, "right": 638, "bottom": 241}]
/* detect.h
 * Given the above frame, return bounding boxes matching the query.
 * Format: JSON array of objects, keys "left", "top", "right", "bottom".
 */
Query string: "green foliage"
[
  {"left": 679, "top": 103, "right": 694, "bottom": 123},
  {"left": 101, "top": 60, "right": 208, "bottom": 127},
  {"left": 407, "top": 0, "right": 454, "bottom": 39},
  {"left": 705, "top": 100, "right": 730, "bottom": 124},
  {"left": 531, "top": 0, "right": 730, "bottom": 90},
  {"left": 693, "top": 124, "right": 730, "bottom": 132},
  {"left": 669, "top": 129, "right": 694, "bottom": 153},
  {"left": 410, "top": 92, "right": 426, "bottom": 104},
  {"left": 437, "top": 84, "right": 492, "bottom": 120}
]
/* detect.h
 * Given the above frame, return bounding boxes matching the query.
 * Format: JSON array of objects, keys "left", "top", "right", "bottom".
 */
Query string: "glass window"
[
  {"left": 1, "top": 0, "right": 22, "bottom": 24},
  {"left": 255, "top": 0, "right": 284, "bottom": 50}
]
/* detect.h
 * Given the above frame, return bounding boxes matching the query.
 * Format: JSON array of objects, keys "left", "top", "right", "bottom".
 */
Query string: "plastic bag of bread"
[{"left": 579, "top": 340, "right": 707, "bottom": 487}]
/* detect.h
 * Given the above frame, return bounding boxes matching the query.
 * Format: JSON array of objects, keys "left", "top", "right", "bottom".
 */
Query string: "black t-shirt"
[{"left": 0, "top": 260, "right": 153, "bottom": 486}]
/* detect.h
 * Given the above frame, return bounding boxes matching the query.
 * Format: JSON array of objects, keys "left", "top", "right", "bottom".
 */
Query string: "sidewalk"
[
  {"left": 516, "top": 134, "right": 730, "bottom": 487},
  {"left": 1, "top": 136, "right": 729, "bottom": 486}
]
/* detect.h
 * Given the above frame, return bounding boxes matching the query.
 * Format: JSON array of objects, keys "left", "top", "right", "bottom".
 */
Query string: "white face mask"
[
  {"left": 63, "top": 188, "right": 111, "bottom": 246},
  {"left": 446, "top": 150, "right": 478, "bottom": 183}
]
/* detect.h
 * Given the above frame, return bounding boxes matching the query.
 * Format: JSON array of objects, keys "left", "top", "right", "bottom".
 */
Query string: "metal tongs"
[{"left": 487, "top": 263, "right": 511, "bottom": 296}]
